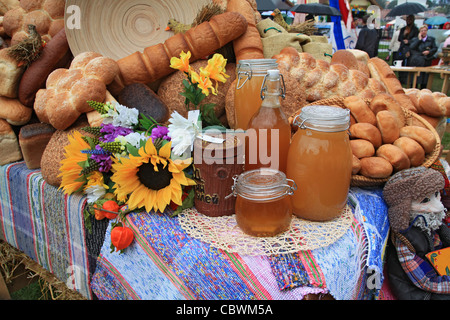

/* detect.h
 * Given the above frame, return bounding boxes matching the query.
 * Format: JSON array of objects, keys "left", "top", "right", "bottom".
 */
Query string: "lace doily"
[{"left": 177, "top": 205, "right": 353, "bottom": 256}]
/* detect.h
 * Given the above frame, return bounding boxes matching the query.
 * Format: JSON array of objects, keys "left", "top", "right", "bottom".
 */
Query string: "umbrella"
[
  {"left": 424, "top": 16, "right": 448, "bottom": 26},
  {"left": 386, "top": 2, "right": 427, "bottom": 17},
  {"left": 291, "top": 3, "right": 342, "bottom": 16},
  {"left": 256, "top": 0, "right": 291, "bottom": 11}
]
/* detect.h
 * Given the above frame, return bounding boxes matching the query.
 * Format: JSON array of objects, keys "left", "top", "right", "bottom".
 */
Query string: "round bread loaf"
[
  {"left": 350, "top": 139, "right": 375, "bottom": 158},
  {"left": 393, "top": 136, "right": 425, "bottom": 167},
  {"left": 359, "top": 156, "right": 393, "bottom": 178},
  {"left": 399, "top": 125, "right": 436, "bottom": 154},
  {"left": 369, "top": 93, "right": 405, "bottom": 128},
  {"left": 376, "top": 110, "right": 400, "bottom": 144},
  {"left": 352, "top": 154, "right": 361, "bottom": 175},
  {"left": 375, "top": 143, "right": 410, "bottom": 172},
  {"left": 349, "top": 122, "right": 382, "bottom": 148}
]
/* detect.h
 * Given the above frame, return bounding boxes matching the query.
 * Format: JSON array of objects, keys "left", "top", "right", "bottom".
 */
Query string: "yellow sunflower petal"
[{"left": 159, "top": 141, "right": 172, "bottom": 159}]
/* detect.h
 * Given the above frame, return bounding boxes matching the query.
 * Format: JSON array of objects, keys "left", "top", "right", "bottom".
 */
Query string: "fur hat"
[{"left": 383, "top": 167, "right": 445, "bottom": 232}]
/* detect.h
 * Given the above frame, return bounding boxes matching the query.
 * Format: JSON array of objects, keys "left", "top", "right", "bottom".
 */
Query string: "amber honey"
[
  {"left": 287, "top": 106, "right": 352, "bottom": 221},
  {"left": 234, "top": 59, "right": 278, "bottom": 130},
  {"left": 231, "top": 168, "right": 296, "bottom": 237}
]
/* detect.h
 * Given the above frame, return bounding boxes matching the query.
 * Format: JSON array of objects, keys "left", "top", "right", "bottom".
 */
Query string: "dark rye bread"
[
  {"left": 19, "top": 123, "right": 56, "bottom": 169},
  {"left": 118, "top": 83, "right": 169, "bottom": 123}
]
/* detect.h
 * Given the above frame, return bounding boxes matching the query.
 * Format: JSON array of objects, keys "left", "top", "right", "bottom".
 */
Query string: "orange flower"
[
  {"left": 190, "top": 69, "right": 216, "bottom": 96},
  {"left": 170, "top": 50, "right": 191, "bottom": 73}
]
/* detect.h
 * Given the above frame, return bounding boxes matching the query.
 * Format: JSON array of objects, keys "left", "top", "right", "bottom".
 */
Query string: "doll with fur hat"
[{"left": 384, "top": 167, "right": 450, "bottom": 300}]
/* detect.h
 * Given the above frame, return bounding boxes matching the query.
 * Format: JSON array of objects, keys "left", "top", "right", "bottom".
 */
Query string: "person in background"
[
  {"left": 398, "top": 15, "right": 419, "bottom": 83},
  {"left": 409, "top": 24, "right": 437, "bottom": 89},
  {"left": 388, "top": 24, "right": 403, "bottom": 63},
  {"left": 355, "top": 14, "right": 379, "bottom": 58}
]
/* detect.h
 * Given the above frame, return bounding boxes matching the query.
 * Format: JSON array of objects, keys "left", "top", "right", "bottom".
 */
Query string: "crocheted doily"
[{"left": 177, "top": 205, "right": 353, "bottom": 256}]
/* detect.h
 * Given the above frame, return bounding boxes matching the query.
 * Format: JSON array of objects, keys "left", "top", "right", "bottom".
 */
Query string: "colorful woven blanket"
[{"left": 0, "top": 162, "right": 108, "bottom": 299}]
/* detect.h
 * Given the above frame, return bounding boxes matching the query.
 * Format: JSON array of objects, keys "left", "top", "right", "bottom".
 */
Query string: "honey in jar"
[
  {"left": 286, "top": 105, "right": 352, "bottom": 221},
  {"left": 234, "top": 59, "right": 278, "bottom": 130},
  {"left": 245, "top": 69, "right": 290, "bottom": 174},
  {"left": 231, "top": 168, "right": 296, "bottom": 237}
]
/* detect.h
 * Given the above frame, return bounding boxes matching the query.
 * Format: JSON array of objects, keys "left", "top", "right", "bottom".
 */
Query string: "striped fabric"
[{"left": 0, "top": 162, "right": 107, "bottom": 299}]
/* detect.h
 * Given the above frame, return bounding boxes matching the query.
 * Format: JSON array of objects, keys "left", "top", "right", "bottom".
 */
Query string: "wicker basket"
[{"left": 291, "top": 97, "right": 441, "bottom": 187}]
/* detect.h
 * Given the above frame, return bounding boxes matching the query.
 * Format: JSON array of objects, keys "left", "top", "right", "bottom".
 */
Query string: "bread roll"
[
  {"left": 352, "top": 154, "right": 361, "bottom": 175},
  {"left": 359, "top": 156, "right": 393, "bottom": 179},
  {"left": 19, "top": 123, "right": 55, "bottom": 169},
  {"left": 393, "top": 136, "right": 425, "bottom": 167},
  {"left": 0, "top": 48, "right": 25, "bottom": 98},
  {"left": 367, "top": 57, "right": 404, "bottom": 95},
  {"left": 376, "top": 143, "right": 410, "bottom": 172},
  {"left": 376, "top": 110, "right": 400, "bottom": 144},
  {"left": 0, "top": 118, "right": 22, "bottom": 165},
  {"left": 393, "top": 93, "right": 416, "bottom": 113},
  {"left": 369, "top": 93, "right": 405, "bottom": 128},
  {"left": 0, "top": 96, "right": 32, "bottom": 125},
  {"left": 343, "top": 95, "right": 376, "bottom": 125},
  {"left": 350, "top": 139, "right": 375, "bottom": 158},
  {"left": 349, "top": 122, "right": 382, "bottom": 148},
  {"left": 399, "top": 125, "right": 436, "bottom": 154}
]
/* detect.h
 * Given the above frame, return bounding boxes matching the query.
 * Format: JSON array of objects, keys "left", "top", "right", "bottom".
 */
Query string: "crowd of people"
[{"left": 354, "top": 14, "right": 446, "bottom": 89}]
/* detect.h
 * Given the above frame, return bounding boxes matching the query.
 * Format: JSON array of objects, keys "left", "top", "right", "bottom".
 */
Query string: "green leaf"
[
  {"left": 126, "top": 143, "right": 140, "bottom": 157},
  {"left": 200, "top": 103, "right": 222, "bottom": 127}
]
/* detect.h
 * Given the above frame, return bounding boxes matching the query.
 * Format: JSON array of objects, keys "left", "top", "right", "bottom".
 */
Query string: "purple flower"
[
  {"left": 151, "top": 125, "right": 171, "bottom": 142},
  {"left": 100, "top": 123, "right": 133, "bottom": 142},
  {"left": 91, "top": 145, "right": 113, "bottom": 172}
]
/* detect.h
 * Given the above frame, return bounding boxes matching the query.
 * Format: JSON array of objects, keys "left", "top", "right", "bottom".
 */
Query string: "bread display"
[
  {"left": 393, "top": 136, "right": 425, "bottom": 167},
  {"left": 18, "top": 27, "right": 72, "bottom": 107},
  {"left": 2, "top": 0, "right": 65, "bottom": 46},
  {"left": 376, "top": 143, "right": 410, "bottom": 172},
  {"left": 119, "top": 83, "right": 170, "bottom": 124},
  {"left": 0, "top": 118, "right": 22, "bottom": 165},
  {"left": 404, "top": 88, "right": 450, "bottom": 117},
  {"left": 33, "top": 52, "right": 120, "bottom": 130},
  {"left": 399, "top": 125, "right": 437, "bottom": 154},
  {"left": 109, "top": 11, "right": 248, "bottom": 94},
  {"left": 376, "top": 110, "right": 400, "bottom": 144},
  {"left": 18, "top": 122, "right": 55, "bottom": 169},
  {"left": 226, "top": 0, "right": 264, "bottom": 62},
  {"left": 0, "top": 96, "right": 32, "bottom": 125},
  {"left": 343, "top": 95, "right": 376, "bottom": 126},
  {"left": 350, "top": 139, "right": 375, "bottom": 158},
  {"left": 0, "top": 47, "right": 25, "bottom": 97},
  {"left": 349, "top": 122, "right": 382, "bottom": 148}
]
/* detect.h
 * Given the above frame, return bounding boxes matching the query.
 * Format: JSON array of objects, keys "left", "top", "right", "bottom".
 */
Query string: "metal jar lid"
[{"left": 293, "top": 105, "right": 350, "bottom": 132}]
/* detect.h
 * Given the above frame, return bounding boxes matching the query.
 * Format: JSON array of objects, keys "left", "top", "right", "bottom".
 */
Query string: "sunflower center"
[{"left": 137, "top": 162, "right": 173, "bottom": 190}]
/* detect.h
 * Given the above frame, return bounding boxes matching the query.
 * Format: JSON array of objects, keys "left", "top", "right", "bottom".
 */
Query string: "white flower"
[
  {"left": 124, "top": 131, "right": 149, "bottom": 149},
  {"left": 85, "top": 184, "right": 107, "bottom": 204},
  {"left": 167, "top": 110, "right": 202, "bottom": 156},
  {"left": 102, "top": 102, "right": 139, "bottom": 128}
]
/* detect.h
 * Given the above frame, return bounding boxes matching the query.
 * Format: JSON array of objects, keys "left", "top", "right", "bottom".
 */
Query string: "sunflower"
[
  {"left": 59, "top": 130, "right": 91, "bottom": 194},
  {"left": 111, "top": 138, "right": 195, "bottom": 213}
]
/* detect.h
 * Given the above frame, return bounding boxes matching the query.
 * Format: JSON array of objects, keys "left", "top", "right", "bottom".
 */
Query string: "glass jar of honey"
[
  {"left": 287, "top": 105, "right": 352, "bottom": 221},
  {"left": 230, "top": 168, "right": 296, "bottom": 237},
  {"left": 234, "top": 59, "right": 278, "bottom": 130}
]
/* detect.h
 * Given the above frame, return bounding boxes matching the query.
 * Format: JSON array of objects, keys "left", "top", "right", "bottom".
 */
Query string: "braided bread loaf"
[
  {"left": 273, "top": 47, "right": 387, "bottom": 103},
  {"left": 34, "top": 52, "right": 120, "bottom": 130},
  {"left": 3, "top": 0, "right": 65, "bottom": 46}
]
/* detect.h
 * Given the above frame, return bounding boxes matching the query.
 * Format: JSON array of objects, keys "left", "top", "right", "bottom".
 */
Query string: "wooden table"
[{"left": 390, "top": 66, "right": 450, "bottom": 94}]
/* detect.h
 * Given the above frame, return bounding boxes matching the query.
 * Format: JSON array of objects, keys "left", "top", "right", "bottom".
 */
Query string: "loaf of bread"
[
  {"left": 0, "top": 96, "right": 32, "bottom": 125},
  {"left": 226, "top": 0, "right": 264, "bottom": 61},
  {"left": 330, "top": 49, "right": 370, "bottom": 77},
  {"left": 350, "top": 139, "right": 375, "bottom": 158},
  {"left": 376, "top": 143, "right": 410, "bottom": 172},
  {"left": 19, "top": 122, "right": 55, "bottom": 169},
  {"left": 119, "top": 83, "right": 169, "bottom": 124},
  {"left": 404, "top": 88, "right": 450, "bottom": 117},
  {"left": 273, "top": 47, "right": 386, "bottom": 104},
  {"left": 343, "top": 95, "right": 376, "bottom": 126},
  {"left": 349, "top": 122, "right": 382, "bottom": 148},
  {"left": 352, "top": 154, "right": 361, "bottom": 175},
  {"left": 399, "top": 125, "right": 436, "bottom": 154},
  {"left": 359, "top": 156, "right": 393, "bottom": 179},
  {"left": 109, "top": 12, "right": 248, "bottom": 94},
  {"left": 34, "top": 52, "right": 120, "bottom": 130},
  {"left": 18, "top": 27, "right": 72, "bottom": 107},
  {"left": 0, "top": 0, "right": 19, "bottom": 15},
  {"left": 376, "top": 110, "right": 400, "bottom": 144},
  {"left": 0, "top": 47, "right": 25, "bottom": 97},
  {"left": 3, "top": 0, "right": 65, "bottom": 46},
  {"left": 393, "top": 136, "right": 425, "bottom": 167},
  {"left": 158, "top": 60, "right": 236, "bottom": 126},
  {"left": 0, "top": 118, "right": 22, "bottom": 165}
]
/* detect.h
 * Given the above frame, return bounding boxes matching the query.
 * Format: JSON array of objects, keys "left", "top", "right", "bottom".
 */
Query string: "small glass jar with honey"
[{"left": 230, "top": 168, "right": 296, "bottom": 237}]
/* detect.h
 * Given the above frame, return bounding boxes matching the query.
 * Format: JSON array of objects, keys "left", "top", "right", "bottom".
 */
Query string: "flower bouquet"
[{"left": 59, "top": 51, "right": 230, "bottom": 252}]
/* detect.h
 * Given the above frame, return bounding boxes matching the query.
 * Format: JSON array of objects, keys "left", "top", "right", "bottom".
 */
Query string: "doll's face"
[{"left": 411, "top": 191, "right": 445, "bottom": 214}]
